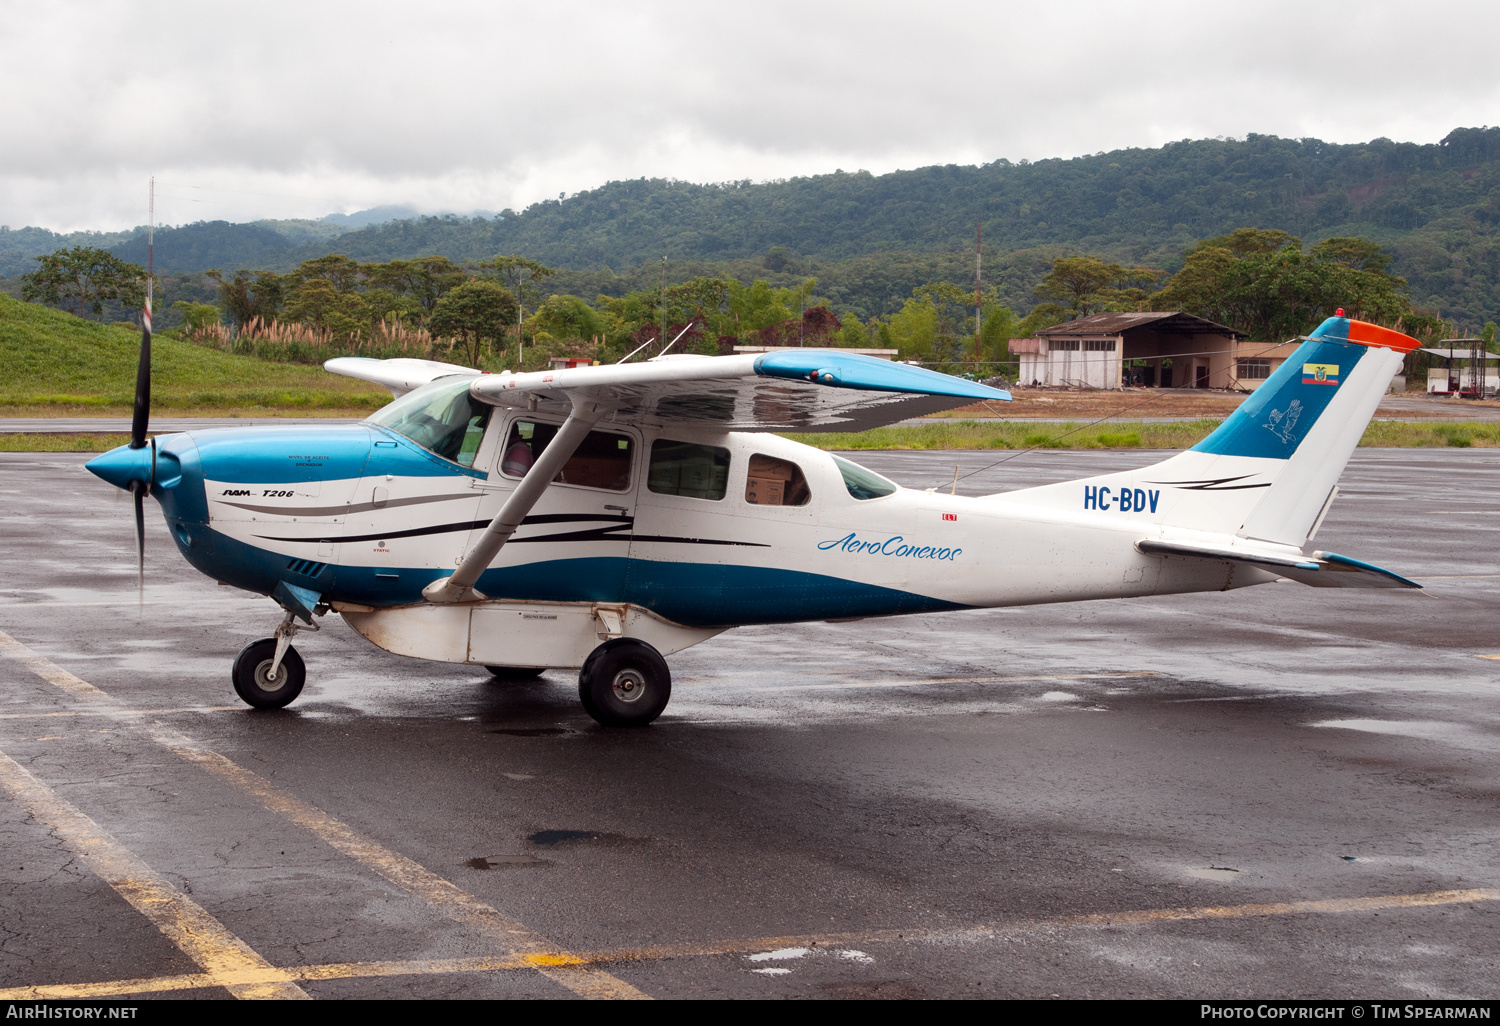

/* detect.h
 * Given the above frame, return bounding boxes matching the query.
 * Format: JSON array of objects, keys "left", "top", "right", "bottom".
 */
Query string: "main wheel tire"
[
  {"left": 232, "top": 638, "right": 306, "bottom": 709},
  {"left": 485, "top": 665, "right": 547, "bottom": 681},
  {"left": 578, "top": 640, "right": 671, "bottom": 727}
]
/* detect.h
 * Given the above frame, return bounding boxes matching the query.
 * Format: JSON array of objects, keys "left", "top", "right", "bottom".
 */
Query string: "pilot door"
[{"left": 467, "top": 414, "right": 641, "bottom": 602}]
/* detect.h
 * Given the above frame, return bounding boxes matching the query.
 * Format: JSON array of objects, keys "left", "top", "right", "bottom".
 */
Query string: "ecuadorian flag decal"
[{"left": 1303, "top": 363, "right": 1339, "bottom": 385}]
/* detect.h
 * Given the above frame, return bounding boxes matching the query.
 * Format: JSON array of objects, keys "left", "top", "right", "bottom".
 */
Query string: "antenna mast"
[
  {"left": 975, "top": 222, "right": 982, "bottom": 344},
  {"left": 146, "top": 178, "right": 155, "bottom": 333}
]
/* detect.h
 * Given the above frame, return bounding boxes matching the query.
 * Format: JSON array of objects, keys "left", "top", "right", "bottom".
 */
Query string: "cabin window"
[
  {"left": 745, "top": 454, "right": 811, "bottom": 506},
  {"left": 367, "top": 376, "right": 492, "bottom": 468},
  {"left": 501, "top": 420, "right": 633, "bottom": 491},
  {"left": 647, "top": 439, "right": 729, "bottom": 500},
  {"left": 832, "top": 455, "right": 897, "bottom": 500}
]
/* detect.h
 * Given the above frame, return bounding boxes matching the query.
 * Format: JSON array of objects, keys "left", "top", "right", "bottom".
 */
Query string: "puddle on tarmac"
[
  {"left": 1185, "top": 866, "right": 1243, "bottom": 882},
  {"left": 528, "top": 829, "right": 600, "bottom": 846},
  {"left": 467, "top": 854, "right": 547, "bottom": 869},
  {"left": 1311, "top": 718, "right": 1499, "bottom": 753},
  {"left": 526, "top": 829, "right": 652, "bottom": 848}
]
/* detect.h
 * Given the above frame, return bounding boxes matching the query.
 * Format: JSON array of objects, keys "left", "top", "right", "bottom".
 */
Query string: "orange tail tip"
[{"left": 1343, "top": 318, "right": 1422, "bottom": 354}]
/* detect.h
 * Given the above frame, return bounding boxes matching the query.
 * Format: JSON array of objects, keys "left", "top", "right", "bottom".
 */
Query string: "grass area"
[
  {"left": 0, "top": 294, "right": 389, "bottom": 414},
  {"left": 0, "top": 433, "right": 131, "bottom": 452}
]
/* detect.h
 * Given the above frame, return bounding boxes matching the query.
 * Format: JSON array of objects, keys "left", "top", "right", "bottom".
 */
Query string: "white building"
[{"left": 1010, "top": 311, "right": 1298, "bottom": 391}]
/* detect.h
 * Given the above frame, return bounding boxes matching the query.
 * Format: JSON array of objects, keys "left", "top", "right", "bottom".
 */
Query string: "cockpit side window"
[
  {"left": 501, "top": 420, "right": 633, "bottom": 491},
  {"left": 833, "top": 455, "right": 897, "bottom": 499},
  {"left": 366, "top": 377, "right": 492, "bottom": 467}
]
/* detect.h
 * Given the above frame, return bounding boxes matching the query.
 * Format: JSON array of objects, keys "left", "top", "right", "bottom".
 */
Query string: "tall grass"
[{"left": 188, "top": 316, "right": 442, "bottom": 364}]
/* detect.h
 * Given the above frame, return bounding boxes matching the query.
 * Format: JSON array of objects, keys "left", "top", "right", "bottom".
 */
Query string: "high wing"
[
  {"left": 325, "top": 356, "right": 481, "bottom": 397},
  {"left": 466, "top": 349, "right": 1011, "bottom": 432}
]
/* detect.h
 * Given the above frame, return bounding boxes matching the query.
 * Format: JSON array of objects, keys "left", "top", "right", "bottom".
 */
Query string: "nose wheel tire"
[
  {"left": 578, "top": 640, "right": 670, "bottom": 727},
  {"left": 485, "top": 665, "right": 547, "bottom": 681},
  {"left": 232, "top": 638, "right": 306, "bottom": 709}
]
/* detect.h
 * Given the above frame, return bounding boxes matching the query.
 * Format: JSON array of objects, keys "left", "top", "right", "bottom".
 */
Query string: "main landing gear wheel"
[
  {"left": 232, "top": 638, "right": 306, "bottom": 709},
  {"left": 578, "top": 639, "right": 671, "bottom": 727},
  {"left": 485, "top": 665, "right": 547, "bottom": 681}
]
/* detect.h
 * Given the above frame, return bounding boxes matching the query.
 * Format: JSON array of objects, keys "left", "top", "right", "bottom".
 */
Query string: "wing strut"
[{"left": 422, "top": 398, "right": 603, "bottom": 604}]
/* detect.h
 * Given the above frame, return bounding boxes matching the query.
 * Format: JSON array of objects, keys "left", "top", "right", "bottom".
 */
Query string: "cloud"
[{"left": 4, "top": 0, "right": 1497, "bottom": 231}]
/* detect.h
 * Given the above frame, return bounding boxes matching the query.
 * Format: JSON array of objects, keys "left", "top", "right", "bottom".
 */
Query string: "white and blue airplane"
[{"left": 86, "top": 313, "right": 1421, "bottom": 726}]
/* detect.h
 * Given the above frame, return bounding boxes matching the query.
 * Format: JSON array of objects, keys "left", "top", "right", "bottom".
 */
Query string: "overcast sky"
[{"left": 4, "top": 0, "right": 1497, "bottom": 232}]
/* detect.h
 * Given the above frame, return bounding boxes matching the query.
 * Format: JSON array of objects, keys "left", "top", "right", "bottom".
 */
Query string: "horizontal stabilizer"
[{"left": 1136, "top": 539, "right": 1420, "bottom": 589}]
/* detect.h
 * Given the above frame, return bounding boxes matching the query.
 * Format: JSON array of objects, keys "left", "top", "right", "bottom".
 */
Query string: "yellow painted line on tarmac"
[
  {"left": 1476, "top": 654, "right": 1500, "bottom": 661},
  {"left": 3, "top": 886, "right": 1495, "bottom": 1000},
  {"left": 0, "top": 749, "right": 308, "bottom": 1000},
  {"left": 0, "top": 629, "right": 648, "bottom": 1002},
  {"left": 0, "top": 705, "right": 243, "bottom": 720},
  {"left": 0, "top": 632, "right": 109, "bottom": 697}
]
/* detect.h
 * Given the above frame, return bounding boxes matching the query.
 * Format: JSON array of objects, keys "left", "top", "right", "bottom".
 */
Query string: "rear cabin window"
[
  {"left": 647, "top": 439, "right": 729, "bottom": 500},
  {"left": 745, "top": 454, "right": 811, "bottom": 506},
  {"left": 833, "top": 455, "right": 897, "bottom": 500},
  {"left": 367, "top": 376, "right": 492, "bottom": 468},
  {"left": 500, "top": 420, "right": 633, "bottom": 491}
]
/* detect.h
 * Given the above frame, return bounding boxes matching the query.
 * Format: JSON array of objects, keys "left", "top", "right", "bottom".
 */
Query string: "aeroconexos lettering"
[
  {"left": 818, "top": 533, "right": 961, "bottom": 561},
  {"left": 1083, "top": 485, "right": 1159, "bottom": 513}
]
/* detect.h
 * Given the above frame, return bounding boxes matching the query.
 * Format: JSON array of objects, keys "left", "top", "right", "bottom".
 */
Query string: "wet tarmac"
[{"left": 0, "top": 448, "right": 1497, "bottom": 1000}]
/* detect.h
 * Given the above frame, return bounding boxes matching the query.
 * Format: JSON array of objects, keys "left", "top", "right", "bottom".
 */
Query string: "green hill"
[
  {"left": 0, "top": 294, "right": 386, "bottom": 413},
  {"left": 4, "top": 126, "right": 1498, "bottom": 323}
]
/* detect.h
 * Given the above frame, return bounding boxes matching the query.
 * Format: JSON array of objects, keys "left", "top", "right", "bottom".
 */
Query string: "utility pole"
[
  {"left": 660, "top": 256, "right": 667, "bottom": 355},
  {"left": 975, "top": 223, "right": 982, "bottom": 341}
]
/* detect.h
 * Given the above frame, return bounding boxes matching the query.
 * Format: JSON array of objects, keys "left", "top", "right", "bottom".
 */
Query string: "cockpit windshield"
[
  {"left": 833, "top": 455, "right": 897, "bottom": 499},
  {"left": 366, "top": 376, "right": 492, "bottom": 468}
]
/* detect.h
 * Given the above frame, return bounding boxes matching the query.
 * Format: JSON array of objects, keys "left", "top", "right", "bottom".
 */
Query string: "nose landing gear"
[{"left": 232, "top": 611, "right": 316, "bottom": 709}]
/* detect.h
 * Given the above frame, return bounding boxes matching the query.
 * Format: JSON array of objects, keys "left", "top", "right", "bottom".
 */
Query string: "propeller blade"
[
  {"left": 130, "top": 315, "right": 151, "bottom": 449},
  {"left": 132, "top": 481, "right": 145, "bottom": 589}
]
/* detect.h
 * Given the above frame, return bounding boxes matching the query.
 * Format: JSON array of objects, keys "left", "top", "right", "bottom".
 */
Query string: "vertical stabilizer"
[{"left": 994, "top": 315, "right": 1419, "bottom": 545}]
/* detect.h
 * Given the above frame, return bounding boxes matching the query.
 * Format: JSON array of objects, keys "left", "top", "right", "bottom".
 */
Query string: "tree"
[
  {"left": 884, "top": 296, "right": 940, "bottom": 361},
  {"left": 171, "top": 301, "right": 221, "bottom": 333},
  {"left": 20, "top": 246, "right": 150, "bottom": 319},
  {"left": 285, "top": 254, "right": 362, "bottom": 294},
  {"left": 1156, "top": 233, "right": 1414, "bottom": 340},
  {"left": 205, "top": 269, "right": 284, "bottom": 326},
  {"left": 1014, "top": 302, "right": 1069, "bottom": 338},
  {"left": 1195, "top": 228, "right": 1300, "bottom": 257},
  {"left": 364, "top": 256, "right": 466, "bottom": 314},
  {"left": 839, "top": 312, "right": 870, "bottom": 347},
  {"left": 283, "top": 279, "right": 368, "bottom": 338},
  {"left": 1309, "top": 237, "right": 1393, "bottom": 273},
  {"left": 428, "top": 281, "right": 518, "bottom": 365},
  {"left": 530, "top": 294, "right": 608, "bottom": 341},
  {"left": 977, "top": 304, "right": 1019, "bottom": 364},
  {"left": 478, "top": 255, "right": 556, "bottom": 310},
  {"left": 1033, "top": 256, "right": 1126, "bottom": 315},
  {"left": 1483, "top": 321, "right": 1498, "bottom": 353}
]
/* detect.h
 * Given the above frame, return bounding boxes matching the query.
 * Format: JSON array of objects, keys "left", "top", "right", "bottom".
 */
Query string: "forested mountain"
[{"left": 4, "top": 127, "right": 1498, "bottom": 322}]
